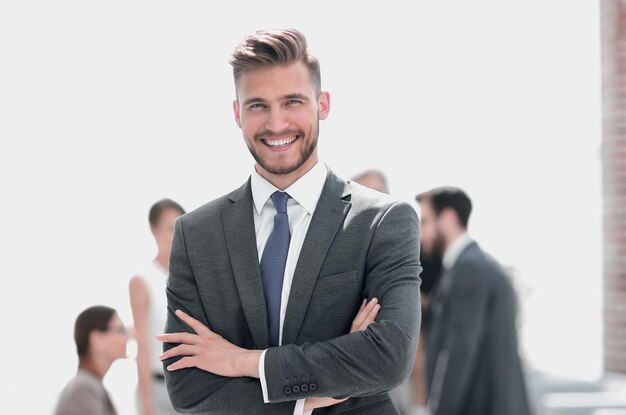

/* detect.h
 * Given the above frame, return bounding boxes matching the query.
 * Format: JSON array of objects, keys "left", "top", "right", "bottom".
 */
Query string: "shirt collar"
[
  {"left": 442, "top": 232, "right": 473, "bottom": 270},
  {"left": 250, "top": 161, "right": 327, "bottom": 215}
]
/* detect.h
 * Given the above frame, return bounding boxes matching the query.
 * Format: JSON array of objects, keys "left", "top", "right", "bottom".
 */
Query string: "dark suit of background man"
[
  {"left": 416, "top": 187, "right": 530, "bottom": 415},
  {"left": 156, "top": 29, "right": 422, "bottom": 415}
]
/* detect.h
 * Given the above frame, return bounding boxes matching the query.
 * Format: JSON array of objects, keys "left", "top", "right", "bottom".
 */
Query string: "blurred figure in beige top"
[
  {"left": 55, "top": 305, "right": 129, "bottom": 415},
  {"left": 129, "top": 198, "right": 185, "bottom": 415}
]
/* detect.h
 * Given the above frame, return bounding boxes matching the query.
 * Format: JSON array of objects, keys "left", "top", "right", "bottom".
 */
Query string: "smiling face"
[{"left": 233, "top": 62, "right": 330, "bottom": 186}]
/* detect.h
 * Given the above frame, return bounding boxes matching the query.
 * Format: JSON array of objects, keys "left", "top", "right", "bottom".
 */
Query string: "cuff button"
[
  {"left": 293, "top": 385, "right": 300, "bottom": 393},
  {"left": 284, "top": 386, "right": 292, "bottom": 395},
  {"left": 301, "top": 384, "right": 308, "bottom": 392},
  {"left": 309, "top": 383, "right": 317, "bottom": 391}
]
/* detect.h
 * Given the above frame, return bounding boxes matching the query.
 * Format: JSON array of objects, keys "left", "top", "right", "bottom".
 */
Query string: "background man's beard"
[{"left": 433, "top": 231, "right": 446, "bottom": 257}]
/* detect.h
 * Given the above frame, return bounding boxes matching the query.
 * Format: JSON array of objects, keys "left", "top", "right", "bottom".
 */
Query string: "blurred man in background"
[{"left": 416, "top": 187, "right": 530, "bottom": 415}]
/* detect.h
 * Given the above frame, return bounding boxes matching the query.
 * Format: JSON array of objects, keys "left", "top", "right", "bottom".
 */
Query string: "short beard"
[
  {"left": 433, "top": 228, "right": 446, "bottom": 257},
  {"left": 246, "top": 120, "right": 319, "bottom": 175}
]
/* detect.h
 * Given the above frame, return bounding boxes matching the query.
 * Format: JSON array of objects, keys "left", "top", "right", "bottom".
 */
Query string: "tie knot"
[{"left": 270, "top": 191, "right": 290, "bottom": 214}]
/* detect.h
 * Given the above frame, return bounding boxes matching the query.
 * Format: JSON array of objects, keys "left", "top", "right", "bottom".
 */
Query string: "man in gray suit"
[
  {"left": 416, "top": 187, "right": 530, "bottom": 415},
  {"left": 156, "top": 29, "right": 422, "bottom": 414}
]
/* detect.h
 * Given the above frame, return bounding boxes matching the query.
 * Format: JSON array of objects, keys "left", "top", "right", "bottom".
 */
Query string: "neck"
[
  {"left": 154, "top": 252, "right": 169, "bottom": 271},
  {"left": 443, "top": 228, "right": 466, "bottom": 253},
  {"left": 79, "top": 355, "right": 112, "bottom": 380},
  {"left": 256, "top": 155, "right": 318, "bottom": 191}
]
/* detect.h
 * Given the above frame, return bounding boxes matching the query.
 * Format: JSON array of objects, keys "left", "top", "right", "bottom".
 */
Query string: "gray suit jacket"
[
  {"left": 425, "top": 242, "right": 530, "bottom": 415},
  {"left": 163, "top": 169, "right": 422, "bottom": 414}
]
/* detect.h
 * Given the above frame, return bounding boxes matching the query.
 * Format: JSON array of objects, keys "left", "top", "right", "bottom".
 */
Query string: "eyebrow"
[
  {"left": 242, "top": 93, "right": 310, "bottom": 106},
  {"left": 283, "top": 93, "right": 309, "bottom": 101},
  {"left": 242, "top": 97, "right": 265, "bottom": 106}
]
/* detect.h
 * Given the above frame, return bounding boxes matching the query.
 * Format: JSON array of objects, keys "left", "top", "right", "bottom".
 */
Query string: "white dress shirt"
[
  {"left": 252, "top": 161, "right": 327, "bottom": 415},
  {"left": 442, "top": 232, "right": 473, "bottom": 270}
]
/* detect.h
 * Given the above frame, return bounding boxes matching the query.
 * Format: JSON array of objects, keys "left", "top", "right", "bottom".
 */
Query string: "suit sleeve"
[
  {"left": 163, "top": 218, "right": 297, "bottom": 414},
  {"left": 263, "top": 201, "right": 422, "bottom": 402}
]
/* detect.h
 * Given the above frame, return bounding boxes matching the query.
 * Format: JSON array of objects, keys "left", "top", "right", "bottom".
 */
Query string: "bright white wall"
[{"left": 0, "top": 1, "right": 602, "bottom": 413}]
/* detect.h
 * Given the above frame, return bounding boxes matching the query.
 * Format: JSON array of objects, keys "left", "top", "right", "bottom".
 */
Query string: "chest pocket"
[{"left": 315, "top": 269, "right": 358, "bottom": 289}]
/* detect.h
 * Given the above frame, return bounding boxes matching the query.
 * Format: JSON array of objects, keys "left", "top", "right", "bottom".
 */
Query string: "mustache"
[{"left": 254, "top": 129, "right": 303, "bottom": 140}]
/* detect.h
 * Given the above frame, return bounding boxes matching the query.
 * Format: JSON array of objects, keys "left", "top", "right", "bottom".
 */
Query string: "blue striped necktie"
[{"left": 260, "top": 191, "right": 291, "bottom": 347}]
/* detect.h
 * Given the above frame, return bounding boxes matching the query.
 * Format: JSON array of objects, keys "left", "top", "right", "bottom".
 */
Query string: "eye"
[
  {"left": 285, "top": 99, "right": 302, "bottom": 105},
  {"left": 248, "top": 103, "right": 267, "bottom": 110}
]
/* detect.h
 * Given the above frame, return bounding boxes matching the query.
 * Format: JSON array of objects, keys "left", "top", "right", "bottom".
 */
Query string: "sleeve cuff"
[
  {"left": 294, "top": 399, "right": 310, "bottom": 415},
  {"left": 261, "top": 350, "right": 309, "bottom": 414},
  {"left": 259, "top": 349, "right": 270, "bottom": 403}
]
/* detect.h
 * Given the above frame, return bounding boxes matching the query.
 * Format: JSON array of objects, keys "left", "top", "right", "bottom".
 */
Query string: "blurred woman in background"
[
  {"left": 129, "top": 198, "right": 185, "bottom": 415},
  {"left": 54, "top": 305, "right": 128, "bottom": 415}
]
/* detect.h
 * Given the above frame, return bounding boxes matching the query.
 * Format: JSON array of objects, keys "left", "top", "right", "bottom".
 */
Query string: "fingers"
[
  {"left": 361, "top": 303, "right": 380, "bottom": 330},
  {"left": 350, "top": 298, "right": 378, "bottom": 333},
  {"left": 159, "top": 343, "right": 195, "bottom": 361},
  {"left": 156, "top": 310, "right": 215, "bottom": 345},
  {"left": 175, "top": 309, "right": 212, "bottom": 336},
  {"left": 351, "top": 299, "right": 366, "bottom": 329},
  {"left": 165, "top": 356, "right": 197, "bottom": 372},
  {"left": 351, "top": 298, "right": 377, "bottom": 331},
  {"left": 156, "top": 332, "right": 201, "bottom": 345}
]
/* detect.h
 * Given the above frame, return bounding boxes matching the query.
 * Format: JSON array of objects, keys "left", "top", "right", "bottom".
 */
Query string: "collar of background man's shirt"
[
  {"left": 442, "top": 232, "right": 473, "bottom": 270},
  {"left": 250, "top": 161, "right": 328, "bottom": 216}
]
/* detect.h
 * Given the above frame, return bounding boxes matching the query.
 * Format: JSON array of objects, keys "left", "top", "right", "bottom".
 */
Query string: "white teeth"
[{"left": 265, "top": 136, "right": 297, "bottom": 147}]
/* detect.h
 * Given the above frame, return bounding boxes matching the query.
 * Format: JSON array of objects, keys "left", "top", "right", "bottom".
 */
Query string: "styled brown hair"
[
  {"left": 229, "top": 28, "right": 321, "bottom": 96},
  {"left": 74, "top": 305, "right": 117, "bottom": 357}
]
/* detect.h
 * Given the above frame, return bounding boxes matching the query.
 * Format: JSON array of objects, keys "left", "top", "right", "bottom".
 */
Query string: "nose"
[{"left": 266, "top": 107, "right": 289, "bottom": 133}]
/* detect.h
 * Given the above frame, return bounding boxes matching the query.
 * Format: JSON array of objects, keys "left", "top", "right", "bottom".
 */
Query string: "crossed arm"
[
  {"left": 158, "top": 299, "right": 381, "bottom": 412},
  {"left": 159, "top": 202, "right": 421, "bottom": 414}
]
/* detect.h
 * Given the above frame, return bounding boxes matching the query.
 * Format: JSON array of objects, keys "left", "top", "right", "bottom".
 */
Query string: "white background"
[{"left": 0, "top": 1, "right": 602, "bottom": 413}]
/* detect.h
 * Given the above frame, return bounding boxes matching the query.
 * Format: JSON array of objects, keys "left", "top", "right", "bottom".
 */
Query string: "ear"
[
  {"left": 233, "top": 100, "right": 242, "bottom": 128},
  {"left": 89, "top": 331, "right": 104, "bottom": 354},
  {"left": 317, "top": 91, "right": 330, "bottom": 120},
  {"left": 440, "top": 208, "right": 459, "bottom": 229}
]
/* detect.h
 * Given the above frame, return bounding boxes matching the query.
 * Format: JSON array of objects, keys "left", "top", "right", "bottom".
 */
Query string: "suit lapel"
[
  {"left": 281, "top": 170, "right": 352, "bottom": 345},
  {"left": 222, "top": 179, "right": 269, "bottom": 349}
]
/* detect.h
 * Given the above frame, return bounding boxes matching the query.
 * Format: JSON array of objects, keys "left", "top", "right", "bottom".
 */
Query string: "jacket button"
[
  {"left": 301, "top": 384, "right": 308, "bottom": 392},
  {"left": 309, "top": 383, "right": 317, "bottom": 391},
  {"left": 293, "top": 385, "right": 300, "bottom": 393},
  {"left": 284, "top": 387, "right": 292, "bottom": 395}
]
